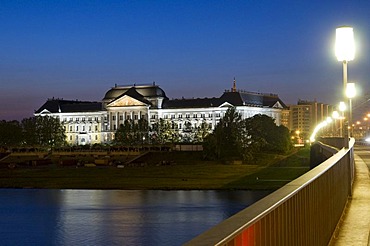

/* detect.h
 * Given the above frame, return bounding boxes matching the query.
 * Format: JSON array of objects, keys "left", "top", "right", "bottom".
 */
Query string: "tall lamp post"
[
  {"left": 332, "top": 110, "right": 340, "bottom": 136},
  {"left": 335, "top": 26, "right": 355, "bottom": 147},
  {"left": 346, "top": 82, "right": 356, "bottom": 137},
  {"left": 339, "top": 101, "right": 346, "bottom": 137}
]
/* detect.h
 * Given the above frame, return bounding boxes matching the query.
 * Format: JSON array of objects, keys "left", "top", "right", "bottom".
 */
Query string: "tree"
[
  {"left": 203, "top": 107, "right": 245, "bottom": 161},
  {"left": 194, "top": 120, "right": 211, "bottom": 143},
  {"left": 114, "top": 119, "right": 150, "bottom": 145},
  {"left": 245, "top": 114, "right": 292, "bottom": 153},
  {"left": 150, "top": 119, "right": 176, "bottom": 144},
  {"left": 203, "top": 110, "right": 292, "bottom": 162},
  {"left": 21, "top": 116, "right": 66, "bottom": 147},
  {"left": 0, "top": 120, "right": 23, "bottom": 146}
]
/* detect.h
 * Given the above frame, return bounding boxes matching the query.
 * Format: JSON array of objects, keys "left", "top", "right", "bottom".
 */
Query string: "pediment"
[
  {"left": 219, "top": 102, "right": 234, "bottom": 108},
  {"left": 39, "top": 109, "right": 51, "bottom": 115},
  {"left": 107, "top": 95, "right": 148, "bottom": 107},
  {"left": 272, "top": 101, "right": 283, "bottom": 109}
]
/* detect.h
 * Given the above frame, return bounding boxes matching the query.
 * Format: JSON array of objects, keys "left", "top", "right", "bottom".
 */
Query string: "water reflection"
[{"left": 0, "top": 189, "right": 270, "bottom": 245}]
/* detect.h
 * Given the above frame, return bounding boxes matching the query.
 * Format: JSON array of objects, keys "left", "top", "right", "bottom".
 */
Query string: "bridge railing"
[{"left": 185, "top": 138, "right": 354, "bottom": 246}]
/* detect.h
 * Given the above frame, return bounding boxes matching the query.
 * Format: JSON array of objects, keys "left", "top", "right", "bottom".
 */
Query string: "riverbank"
[{"left": 0, "top": 148, "right": 310, "bottom": 190}]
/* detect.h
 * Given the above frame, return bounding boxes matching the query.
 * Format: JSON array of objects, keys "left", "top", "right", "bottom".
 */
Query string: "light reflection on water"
[{"left": 0, "top": 189, "right": 270, "bottom": 246}]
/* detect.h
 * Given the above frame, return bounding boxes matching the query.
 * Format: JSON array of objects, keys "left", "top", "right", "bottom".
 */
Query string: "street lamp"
[
  {"left": 346, "top": 82, "right": 356, "bottom": 137},
  {"left": 339, "top": 101, "right": 346, "bottom": 137},
  {"left": 335, "top": 26, "right": 355, "bottom": 147},
  {"left": 332, "top": 110, "right": 340, "bottom": 136}
]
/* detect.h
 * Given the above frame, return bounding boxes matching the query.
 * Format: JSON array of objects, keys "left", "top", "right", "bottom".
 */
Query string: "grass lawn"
[{"left": 0, "top": 147, "right": 310, "bottom": 190}]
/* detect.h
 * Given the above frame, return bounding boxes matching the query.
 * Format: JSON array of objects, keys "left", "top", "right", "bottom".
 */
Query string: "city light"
[
  {"left": 336, "top": 26, "right": 355, "bottom": 147},
  {"left": 346, "top": 82, "right": 356, "bottom": 98},
  {"left": 310, "top": 119, "right": 331, "bottom": 143},
  {"left": 335, "top": 26, "right": 355, "bottom": 62}
]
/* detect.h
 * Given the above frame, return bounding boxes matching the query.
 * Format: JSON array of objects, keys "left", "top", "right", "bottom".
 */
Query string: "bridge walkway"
[{"left": 329, "top": 145, "right": 370, "bottom": 246}]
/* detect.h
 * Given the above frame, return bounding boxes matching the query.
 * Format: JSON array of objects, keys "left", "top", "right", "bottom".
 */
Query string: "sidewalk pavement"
[{"left": 329, "top": 153, "right": 370, "bottom": 246}]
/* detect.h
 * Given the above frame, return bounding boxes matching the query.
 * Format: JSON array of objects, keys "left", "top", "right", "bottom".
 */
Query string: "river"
[{"left": 0, "top": 189, "right": 270, "bottom": 245}]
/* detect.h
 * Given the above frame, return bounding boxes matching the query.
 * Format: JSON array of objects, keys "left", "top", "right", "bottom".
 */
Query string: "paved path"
[{"left": 329, "top": 145, "right": 370, "bottom": 246}]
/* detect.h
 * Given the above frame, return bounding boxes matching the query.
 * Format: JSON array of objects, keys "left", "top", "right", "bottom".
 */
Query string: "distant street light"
[{"left": 335, "top": 26, "right": 355, "bottom": 147}]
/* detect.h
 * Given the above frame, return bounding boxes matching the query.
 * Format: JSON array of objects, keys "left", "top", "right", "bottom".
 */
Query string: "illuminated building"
[
  {"left": 35, "top": 81, "right": 287, "bottom": 145},
  {"left": 289, "top": 100, "right": 333, "bottom": 141}
]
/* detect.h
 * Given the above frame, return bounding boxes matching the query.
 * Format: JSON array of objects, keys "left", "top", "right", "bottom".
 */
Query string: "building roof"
[
  {"left": 103, "top": 83, "right": 168, "bottom": 102},
  {"left": 35, "top": 85, "right": 287, "bottom": 114},
  {"left": 163, "top": 90, "right": 287, "bottom": 109},
  {"left": 163, "top": 97, "right": 221, "bottom": 109},
  {"left": 35, "top": 99, "right": 103, "bottom": 114},
  {"left": 108, "top": 87, "right": 152, "bottom": 106}
]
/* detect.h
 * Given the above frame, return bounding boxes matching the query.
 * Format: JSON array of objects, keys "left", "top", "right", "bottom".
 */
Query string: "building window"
[
  {"left": 114, "top": 124, "right": 116, "bottom": 130},
  {"left": 186, "top": 114, "right": 190, "bottom": 118},
  {"left": 95, "top": 125, "right": 98, "bottom": 131},
  {"left": 76, "top": 118, "right": 80, "bottom": 122},
  {"left": 82, "top": 126, "right": 85, "bottom": 131},
  {"left": 171, "top": 115, "right": 175, "bottom": 119},
  {"left": 164, "top": 115, "right": 168, "bottom": 119},
  {"left": 89, "top": 126, "right": 91, "bottom": 131},
  {"left": 178, "top": 114, "right": 182, "bottom": 118},
  {"left": 134, "top": 115, "right": 138, "bottom": 120},
  {"left": 120, "top": 115, "right": 123, "bottom": 121},
  {"left": 193, "top": 114, "right": 197, "bottom": 118},
  {"left": 112, "top": 116, "right": 116, "bottom": 120},
  {"left": 76, "top": 126, "right": 79, "bottom": 131},
  {"left": 69, "top": 126, "right": 72, "bottom": 132},
  {"left": 70, "top": 136, "right": 72, "bottom": 141},
  {"left": 95, "top": 135, "right": 98, "bottom": 140},
  {"left": 82, "top": 117, "right": 85, "bottom": 121}
]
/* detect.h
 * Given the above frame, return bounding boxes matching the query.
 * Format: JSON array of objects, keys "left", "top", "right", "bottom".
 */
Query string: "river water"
[{"left": 0, "top": 189, "right": 270, "bottom": 246}]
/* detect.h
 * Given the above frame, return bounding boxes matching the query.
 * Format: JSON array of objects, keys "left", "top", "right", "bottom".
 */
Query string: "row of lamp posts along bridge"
[{"left": 310, "top": 26, "right": 356, "bottom": 147}]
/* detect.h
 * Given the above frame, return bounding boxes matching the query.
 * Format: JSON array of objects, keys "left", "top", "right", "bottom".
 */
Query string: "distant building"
[
  {"left": 35, "top": 81, "right": 288, "bottom": 145},
  {"left": 289, "top": 99, "right": 333, "bottom": 141}
]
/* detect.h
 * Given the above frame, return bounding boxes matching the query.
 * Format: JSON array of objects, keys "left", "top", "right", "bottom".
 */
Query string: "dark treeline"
[
  {"left": 1, "top": 108, "right": 292, "bottom": 162},
  {"left": 0, "top": 116, "right": 65, "bottom": 147},
  {"left": 202, "top": 107, "right": 292, "bottom": 162}
]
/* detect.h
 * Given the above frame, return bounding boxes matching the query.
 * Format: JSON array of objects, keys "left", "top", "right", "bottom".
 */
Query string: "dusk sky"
[{"left": 1, "top": 0, "right": 370, "bottom": 120}]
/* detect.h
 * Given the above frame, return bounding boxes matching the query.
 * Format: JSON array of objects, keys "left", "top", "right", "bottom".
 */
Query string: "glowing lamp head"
[
  {"left": 346, "top": 82, "right": 356, "bottom": 99},
  {"left": 332, "top": 111, "right": 339, "bottom": 119},
  {"left": 335, "top": 26, "right": 355, "bottom": 62},
  {"left": 339, "top": 101, "right": 346, "bottom": 112}
]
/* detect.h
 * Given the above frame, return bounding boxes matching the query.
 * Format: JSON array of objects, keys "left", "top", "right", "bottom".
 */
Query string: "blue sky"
[{"left": 1, "top": 0, "right": 370, "bottom": 120}]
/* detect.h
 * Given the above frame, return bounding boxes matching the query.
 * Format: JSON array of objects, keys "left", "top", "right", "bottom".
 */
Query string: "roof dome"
[{"left": 103, "top": 84, "right": 167, "bottom": 102}]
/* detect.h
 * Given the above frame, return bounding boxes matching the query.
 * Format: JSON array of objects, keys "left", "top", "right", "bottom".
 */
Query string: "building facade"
[
  {"left": 35, "top": 83, "right": 288, "bottom": 145},
  {"left": 289, "top": 99, "right": 333, "bottom": 142}
]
